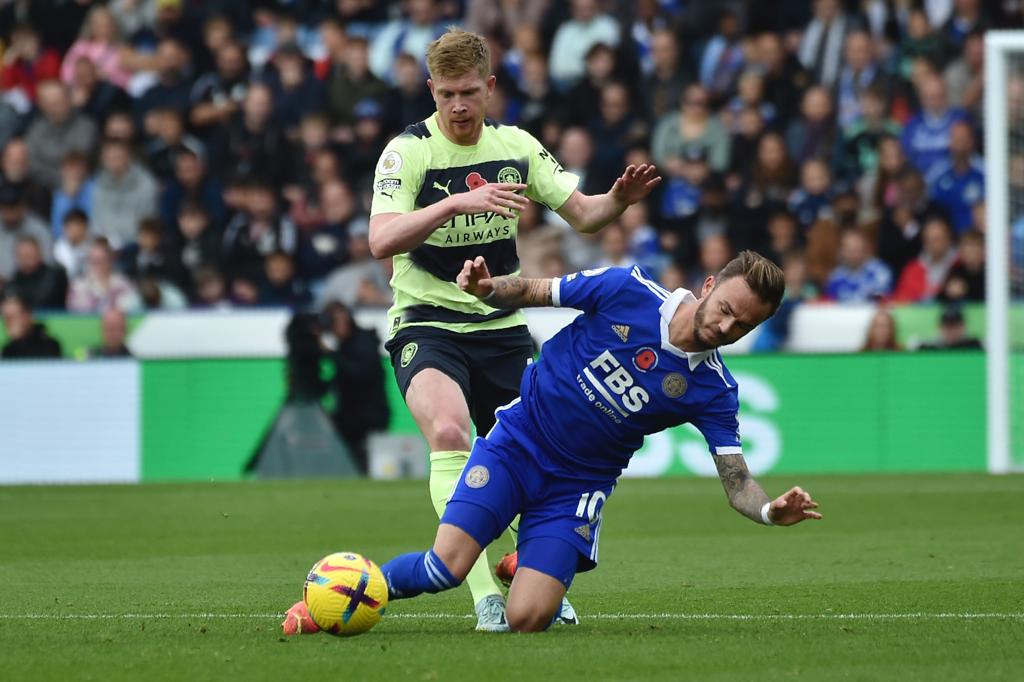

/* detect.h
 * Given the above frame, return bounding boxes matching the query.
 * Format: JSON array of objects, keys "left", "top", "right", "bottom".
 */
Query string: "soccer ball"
[{"left": 303, "top": 552, "right": 389, "bottom": 636}]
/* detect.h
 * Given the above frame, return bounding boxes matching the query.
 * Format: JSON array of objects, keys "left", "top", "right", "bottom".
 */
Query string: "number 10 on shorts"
[{"left": 575, "top": 491, "right": 607, "bottom": 523}]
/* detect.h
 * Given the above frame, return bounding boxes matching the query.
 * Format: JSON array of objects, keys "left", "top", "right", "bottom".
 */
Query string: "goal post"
[{"left": 984, "top": 32, "right": 1023, "bottom": 474}]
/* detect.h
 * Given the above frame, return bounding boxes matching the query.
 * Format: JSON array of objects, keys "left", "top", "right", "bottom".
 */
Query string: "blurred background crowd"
[{"left": 0, "top": 0, "right": 1020, "bottom": 349}]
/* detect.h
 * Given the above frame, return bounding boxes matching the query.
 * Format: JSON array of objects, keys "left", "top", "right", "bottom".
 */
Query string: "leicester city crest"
[
  {"left": 465, "top": 465, "right": 490, "bottom": 488},
  {"left": 662, "top": 372, "right": 687, "bottom": 398}
]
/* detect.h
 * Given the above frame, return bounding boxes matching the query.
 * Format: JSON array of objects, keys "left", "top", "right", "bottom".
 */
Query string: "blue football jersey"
[{"left": 496, "top": 265, "right": 742, "bottom": 480}]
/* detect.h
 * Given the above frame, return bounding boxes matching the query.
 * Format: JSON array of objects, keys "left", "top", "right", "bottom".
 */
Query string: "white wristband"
[{"left": 760, "top": 502, "right": 774, "bottom": 526}]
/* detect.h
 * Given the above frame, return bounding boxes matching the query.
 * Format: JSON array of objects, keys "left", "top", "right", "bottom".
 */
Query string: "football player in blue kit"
[{"left": 378, "top": 250, "right": 823, "bottom": 632}]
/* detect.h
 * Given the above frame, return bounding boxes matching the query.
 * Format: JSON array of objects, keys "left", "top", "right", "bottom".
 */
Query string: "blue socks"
[{"left": 381, "top": 549, "right": 462, "bottom": 600}]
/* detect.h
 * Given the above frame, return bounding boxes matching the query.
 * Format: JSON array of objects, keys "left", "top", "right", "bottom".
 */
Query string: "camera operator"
[
  {"left": 324, "top": 301, "right": 389, "bottom": 474},
  {"left": 284, "top": 310, "right": 327, "bottom": 402}
]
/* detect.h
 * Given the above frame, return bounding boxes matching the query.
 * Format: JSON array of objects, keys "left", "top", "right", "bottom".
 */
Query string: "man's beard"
[{"left": 691, "top": 297, "right": 713, "bottom": 350}]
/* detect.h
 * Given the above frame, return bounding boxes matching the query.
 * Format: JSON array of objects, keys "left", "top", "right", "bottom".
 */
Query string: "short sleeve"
[
  {"left": 523, "top": 131, "right": 579, "bottom": 211},
  {"left": 692, "top": 389, "right": 742, "bottom": 456},
  {"left": 551, "top": 266, "right": 629, "bottom": 314},
  {"left": 370, "top": 136, "right": 424, "bottom": 216}
]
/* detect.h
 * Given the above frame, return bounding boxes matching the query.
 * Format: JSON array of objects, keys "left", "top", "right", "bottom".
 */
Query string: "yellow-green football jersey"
[{"left": 370, "top": 114, "right": 579, "bottom": 338}]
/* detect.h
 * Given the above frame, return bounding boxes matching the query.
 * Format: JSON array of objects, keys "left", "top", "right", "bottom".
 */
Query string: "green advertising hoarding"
[
  {"left": 139, "top": 352, "right": 1000, "bottom": 480},
  {"left": 626, "top": 352, "right": 987, "bottom": 477}
]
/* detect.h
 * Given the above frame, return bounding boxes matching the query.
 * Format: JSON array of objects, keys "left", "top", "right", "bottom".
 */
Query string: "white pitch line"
[{"left": 0, "top": 612, "right": 1021, "bottom": 621}]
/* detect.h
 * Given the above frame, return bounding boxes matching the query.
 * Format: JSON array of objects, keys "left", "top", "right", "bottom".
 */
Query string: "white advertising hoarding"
[{"left": 0, "top": 361, "right": 140, "bottom": 484}]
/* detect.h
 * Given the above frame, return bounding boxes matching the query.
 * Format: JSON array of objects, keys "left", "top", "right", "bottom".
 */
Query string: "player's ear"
[
  {"left": 485, "top": 74, "right": 496, "bottom": 95},
  {"left": 427, "top": 78, "right": 435, "bottom": 97},
  {"left": 701, "top": 276, "right": 716, "bottom": 298}
]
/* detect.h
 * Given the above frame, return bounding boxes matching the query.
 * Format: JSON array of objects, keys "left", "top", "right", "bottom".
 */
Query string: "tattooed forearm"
[
  {"left": 485, "top": 276, "right": 554, "bottom": 309},
  {"left": 713, "top": 454, "right": 772, "bottom": 523}
]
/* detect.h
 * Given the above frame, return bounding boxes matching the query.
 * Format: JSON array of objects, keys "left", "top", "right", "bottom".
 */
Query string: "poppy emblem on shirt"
[
  {"left": 465, "top": 171, "right": 487, "bottom": 190},
  {"left": 633, "top": 347, "right": 658, "bottom": 372}
]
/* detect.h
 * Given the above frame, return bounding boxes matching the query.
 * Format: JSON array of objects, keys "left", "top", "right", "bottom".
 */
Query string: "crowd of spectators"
[{"left": 0, "top": 0, "right": 1019, "bottom": 346}]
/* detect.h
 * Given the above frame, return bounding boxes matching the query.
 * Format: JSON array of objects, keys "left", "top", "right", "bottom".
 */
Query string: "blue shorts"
[{"left": 441, "top": 420, "right": 616, "bottom": 588}]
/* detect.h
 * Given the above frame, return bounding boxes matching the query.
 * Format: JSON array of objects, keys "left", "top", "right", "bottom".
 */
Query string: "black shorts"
[{"left": 385, "top": 325, "right": 534, "bottom": 436}]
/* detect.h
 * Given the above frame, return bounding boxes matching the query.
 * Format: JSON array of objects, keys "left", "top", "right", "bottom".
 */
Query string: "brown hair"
[
  {"left": 860, "top": 307, "right": 901, "bottom": 352},
  {"left": 426, "top": 28, "right": 490, "bottom": 80},
  {"left": 716, "top": 250, "right": 786, "bottom": 313}
]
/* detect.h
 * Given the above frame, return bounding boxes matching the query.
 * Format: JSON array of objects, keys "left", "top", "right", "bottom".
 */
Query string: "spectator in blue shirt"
[
  {"left": 659, "top": 145, "right": 707, "bottom": 222},
  {"left": 50, "top": 151, "right": 93, "bottom": 237},
  {"left": 834, "top": 30, "right": 890, "bottom": 129},
  {"left": 901, "top": 73, "right": 969, "bottom": 177},
  {"left": 789, "top": 158, "right": 833, "bottom": 230},
  {"left": 825, "top": 228, "right": 893, "bottom": 302},
  {"left": 698, "top": 9, "right": 744, "bottom": 104},
  {"left": 926, "top": 120, "right": 983, "bottom": 234},
  {"left": 1012, "top": 213, "right": 1024, "bottom": 294}
]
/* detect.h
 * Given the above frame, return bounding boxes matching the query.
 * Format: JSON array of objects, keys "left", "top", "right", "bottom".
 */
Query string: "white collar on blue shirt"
[{"left": 658, "top": 288, "right": 715, "bottom": 371}]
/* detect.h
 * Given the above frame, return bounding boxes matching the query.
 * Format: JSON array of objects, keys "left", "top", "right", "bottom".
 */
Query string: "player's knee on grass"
[
  {"left": 506, "top": 590, "right": 563, "bottom": 633},
  {"left": 506, "top": 537, "right": 577, "bottom": 631}
]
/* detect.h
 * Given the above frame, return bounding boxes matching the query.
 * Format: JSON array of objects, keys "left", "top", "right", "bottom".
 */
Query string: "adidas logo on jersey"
[
  {"left": 574, "top": 524, "right": 591, "bottom": 541},
  {"left": 611, "top": 324, "right": 630, "bottom": 342}
]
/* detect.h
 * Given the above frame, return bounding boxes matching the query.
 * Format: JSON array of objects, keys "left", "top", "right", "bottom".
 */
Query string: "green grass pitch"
[{"left": 1, "top": 474, "right": 1022, "bottom": 681}]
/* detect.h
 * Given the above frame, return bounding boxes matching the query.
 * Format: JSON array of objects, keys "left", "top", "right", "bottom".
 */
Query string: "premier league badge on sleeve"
[{"left": 377, "top": 150, "right": 403, "bottom": 175}]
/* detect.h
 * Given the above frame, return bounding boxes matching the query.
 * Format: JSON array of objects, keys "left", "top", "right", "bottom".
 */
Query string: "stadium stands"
[{"left": 1, "top": 0, "right": 1018, "bottom": 333}]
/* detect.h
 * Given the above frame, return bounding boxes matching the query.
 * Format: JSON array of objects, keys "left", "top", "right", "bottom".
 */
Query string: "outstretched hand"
[
  {"left": 768, "top": 486, "right": 822, "bottom": 526},
  {"left": 610, "top": 164, "right": 662, "bottom": 205},
  {"left": 457, "top": 256, "right": 493, "bottom": 299}
]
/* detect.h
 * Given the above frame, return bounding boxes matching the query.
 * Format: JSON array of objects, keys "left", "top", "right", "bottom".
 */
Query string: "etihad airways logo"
[
  {"left": 436, "top": 209, "right": 515, "bottom": 240},
  {"left": 576, "top": 350, "right": 651, "bottom": 424},
  {"left": 441, "top": 223, "right": 512, "bottom": 245}
]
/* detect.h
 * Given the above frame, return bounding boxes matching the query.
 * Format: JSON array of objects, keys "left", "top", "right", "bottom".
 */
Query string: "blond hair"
[
  {"left": 716, "top": 250, "right": 786, "bottom": 313},
  {"left": 426, "top": 28, "right": 490, "bottom": 80}
]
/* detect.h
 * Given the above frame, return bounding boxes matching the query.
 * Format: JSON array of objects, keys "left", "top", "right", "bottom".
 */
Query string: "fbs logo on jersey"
[
  {"left": 611, "top": 324, "right": 630, "bottom": 342},
  {"left": 633, "top": 347, "right": 658, "bottom": 372},
  {"left": 465, "top": 171, "right": 488, "bottom": 190},
  {"left": 587, "top": 350, "right": 651, "bottom": 414},
  {"left": 400, "top": 342, "right": 418, "bottom": 368}
]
